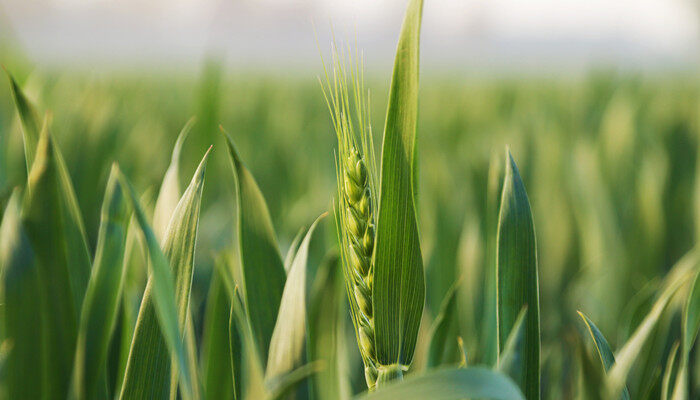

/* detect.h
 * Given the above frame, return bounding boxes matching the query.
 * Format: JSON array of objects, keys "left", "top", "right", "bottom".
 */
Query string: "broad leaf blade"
[
  {"left": 605, "top": 250, "right": 697, "bottom": 399},
  {"left": 265, "top": 214, "right": 325, "bottom": 392},
  {"left": 373, "top": 0, "right": 426, "bottom": 368},
  {"left": 577, "top": 311, "right": 630, "bottom": 400},
  {"left": 426, "top": 282, "right": 460, "bottom": 368},
  {"left": 5, "top": 70, "right": 41, "bottom": 172},
  {"left": 660, "top": 342, "right": 679, "bottom": 400},
  {"left": 0, "top": 189, "right": 45, "bottom": 399},
  {"left": 71, "top": 165, "right": 131, "bottom": 400},
  {"left": 7, "top": 76, "right": 91, "bottom": 304},
  {"left": 224, "top": 130, "right": 286, "bottom": 366},
  {"left": 117, "top": 149, "right": 210, "bottom": 400},
  {"left": 357, "top": 367, "right": 524, "bottom": 400},
  {"left": 496, "top": 150, "right": 540, "bottom": 399},
  {"left": 201, "top": 267, "right": 234, "bottom": 400},
  {"left": 499, "top": 307, "right": 528, "bottom": 386},
  {"left": 153, "top": 118, "right": 195, "bottom": 240},
  {"left": 23, "top": 128, "right": 86, "bottom": 397}
]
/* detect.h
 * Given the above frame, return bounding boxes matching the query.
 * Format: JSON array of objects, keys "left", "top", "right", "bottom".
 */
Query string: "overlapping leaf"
[
  {"left": 22, "top": 128, "right": 88, "bottom": 397},
  {"left": 577, "top": 311, "right": 630, "bottom": 400},
  {"left": 496, "top": 150, "right": 540, "bottom": 399},
  {"left": 265, "top": 214, "right": 325, "bottom": 394},
  {"left": 118, "top": 148, "right": 210, "bottom": 399},
  {"left": 373, "top": 0, "right": 425, "bottom": 368},
  {"left": 357, "top": 367, "right": 524, "bottom": 400},
  {"left": 224, "top": 129, "right": 286, "bottom": 366},
  {"left": 71, "top": 165, "right": 130, "bottom": 400},
  {"left": 0, "top": 189, "right": 44, "bottom": 399}
]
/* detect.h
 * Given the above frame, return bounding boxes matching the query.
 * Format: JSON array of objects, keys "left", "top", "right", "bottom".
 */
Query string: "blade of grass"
[
  {"left": 223, "top": 129, "right": 286, "bottom": 366},
  {"left": 661, "top": 342, "right": 679, "bottom": 400},
  {"left": 5, "top": 70, "right": 41, "bottom": 172},
  {"left": 373, "top": 0, "right": 426, "bottom": 374},
  {"left": 23, "top": 126, "right": 85, "bottom": 397},
  {"left": 496, "top": 150, "right": 540, "bottom": 399},
  {"left": 576, "top": 311, "right": 630, "bottom": 400},
  {"left": 70, "top": 165, "right": 130, "bottom": 400},
  {"left": 265, "top": 214, "right": 326, "bottom": 396},
  {"left": 117, "top": 148, "right": 211, "bottom": 399},
  {"left": 153, "top": 118, "right": 195, "bottom": 240},
  {"left": 605, "top": 250, "right": 697, "bottom": 399},
  {"left": 426, "top": 282, "right": 460, "bottom": 368},
  {"left": 201, "top": 266, "right": 234, "bottom": 400},
  {"left": 0, "top": 189, "right": 45, "bottom": 399},
  {"left": 499, "top": 307, "right": 528, "bottom": 386},
  {"left": 357, "top": 367, "right": 524, "bottom": 400}
]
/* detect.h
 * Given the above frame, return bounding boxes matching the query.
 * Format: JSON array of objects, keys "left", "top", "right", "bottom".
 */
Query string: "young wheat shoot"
[{"left": 321, "top": 44, "right": 381, "bottom": 390}]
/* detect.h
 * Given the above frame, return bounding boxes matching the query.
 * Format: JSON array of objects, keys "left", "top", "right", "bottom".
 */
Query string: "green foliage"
[
  {"left": 372, "top": 0, "right": 425, "bottom": 375},
  {"left": 496, "top": 151, "right": 540, "bottom": 399}
]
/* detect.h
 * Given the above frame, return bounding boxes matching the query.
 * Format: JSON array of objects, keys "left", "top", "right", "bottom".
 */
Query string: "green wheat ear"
[{"left": 321, "top": 44, "right": 380, "bottom": 389}]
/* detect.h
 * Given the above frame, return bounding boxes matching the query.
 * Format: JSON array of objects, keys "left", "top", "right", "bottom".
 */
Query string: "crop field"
[{"left": 1, "top": 1, "right": 700, "bottom": 399}]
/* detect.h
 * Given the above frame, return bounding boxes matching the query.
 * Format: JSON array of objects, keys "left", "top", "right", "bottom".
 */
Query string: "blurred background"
[{"left": 2, "top": 0, "right": 700, "bottom": 398}]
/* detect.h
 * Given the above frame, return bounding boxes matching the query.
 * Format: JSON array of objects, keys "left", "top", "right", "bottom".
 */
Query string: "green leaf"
[
  {"left": 23, "top": 127, "right": 91, "bottom": 397},
  {"left": 576, "top": 311, "right": 630, "bottom": 400},
  {"left": 577, "top": 339, "right": 604, "bottom": 400},
  {"left": 309, "top": 252, "right": 350, "bottom": 400},
  {"left": 426, "top": 282, "right": 460, "bottom": 368},
  {"left": 356, "top": 367, "right": 524, "bottom": 400},
  {"left": 118, "top": 148, "right": 211, "bottom": 400},
  {"left": 266, "top": 362, "right": 324, "bottom": 400},
  {"left": 5, "top": 70, "right": 41, "bottom": 173},
  {"left": 496, "top": 150, "right": 540, "bottom": 399},
  {"left": 284, "top": 227, "right": 305, "bottom": 274},
  {"left": 6, "top": 76, "right": 91, "bottom": 305},
  {"left": 660, "top": 342, "right": 679, "bottom": 400},
  {"left": 227, "top": 287, "right": 244, "bottom": 400},
  {"left": 0, "top": 189, "right": 45, "bottom": 399},
  {"left": 671, "top": 268, "right": 700, "bottom": 399},
  {"left": 153, "top": 118, "right": 195, "bottom": 240},
  {"left": 229, "top": 285, "right": 266, "bottom": 400},
  {"left": 499, "top": 307, "right": 528, "bottom": 386},
  {"left": 482, "top": 150, "right": 504, "bottom": 367},
  {"left": 265, "top": 214, "right": 325, "bottom": 395},
  {"left": 223, "top": 129, "right": 286, "bottom": 366},
  {"left": 373, "top": 0, "right": 425, "bottom": 369},
  {"left": 605, "top": 250, "right": 697, "bottom": 399},
  {"left": 201, "top": 266, "right": 234, "bottom": 400},
  {"left": 71, "top": 165, "right": 131, "bottom": 400}
]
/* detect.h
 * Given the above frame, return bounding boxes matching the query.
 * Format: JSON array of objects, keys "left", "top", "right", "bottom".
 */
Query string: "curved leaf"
[
  {"left": 605, "top": 250, "right": 697, "bottom": 399},
  {"left": 153, "top": 118, "right": 195, "bottom": 240},
  {"left": 373, "top": 0, "right": 425, "bottom": 369},
  {"left": 266, "top": 214, "right": 325, "bottom": 387},
  {"left": 357, "top": 367, "right": 524, "bottom": 400},
  {"left": 201, "top": 268, "right": 234, "bottom": 400},
  {"left": 426, "top": 282, "right": 459, "bottom": 368},
  {"left": 577, "top": 311, "right": 630, "bottom": 400},
  {"left": 0, "top": 189, "right": 44, "bottom": 399},
  {"left": 223, "top": 129, "right": 286, "bottom": 366},
  {"left": 23, "top": 127, "right": 90, "bottom": 397},
  {"left": 499, "top": 307, "right": 528, "bottom": 386},
  {"left": 71, "top": 165, "right": 130, "bottom": 400},
  {"left": 5, "top": 70, "right": 41, "bottom": 172},
  {"left": 496, "top": 150, "right": 540, "bottom": 399},
  {"left": 118, "top": 148, "right": 211, "bottom": 399}
]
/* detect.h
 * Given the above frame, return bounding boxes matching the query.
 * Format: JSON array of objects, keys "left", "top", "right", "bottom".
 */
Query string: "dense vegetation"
[{"left": 2, "top": 1, "right": 700, "bottom": 398}]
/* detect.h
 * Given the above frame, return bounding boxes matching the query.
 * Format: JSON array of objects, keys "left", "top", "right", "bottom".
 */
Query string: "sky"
[{"left": 1, "top": 0, "right": 699, "bottom": 72}]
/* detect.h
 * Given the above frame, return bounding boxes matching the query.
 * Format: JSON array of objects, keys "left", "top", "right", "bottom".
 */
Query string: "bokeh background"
[{"left": 2, "top": 0, "right": 700, "bottom": 398}]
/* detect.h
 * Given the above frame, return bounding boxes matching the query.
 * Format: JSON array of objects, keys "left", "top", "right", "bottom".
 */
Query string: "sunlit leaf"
[
  {"left": 357, "top": 367, "right": 524, "bottom": 400},
  {"left": 496, "top": 150, "right": 540, "bottom": 399},
  {"left": 373, "top": 0, "right": 425, "bottom": 371}
]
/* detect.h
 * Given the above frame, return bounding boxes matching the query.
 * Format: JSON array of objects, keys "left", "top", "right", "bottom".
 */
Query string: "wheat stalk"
[{"left": 320, "top": 43, "right": 381, "bottom": 389}]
